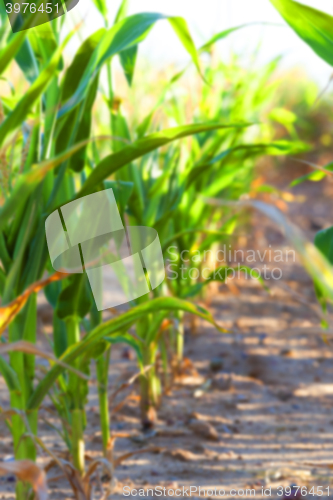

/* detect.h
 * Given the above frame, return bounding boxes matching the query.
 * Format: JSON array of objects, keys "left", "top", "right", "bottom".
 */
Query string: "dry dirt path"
[{"left": 1, "top": 174, "right": 333, "bottom": 499}]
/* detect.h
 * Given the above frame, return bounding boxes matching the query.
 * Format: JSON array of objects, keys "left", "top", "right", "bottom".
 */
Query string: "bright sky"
[{"left": 70, "top": 0, "right": 333, "bottom": 86}]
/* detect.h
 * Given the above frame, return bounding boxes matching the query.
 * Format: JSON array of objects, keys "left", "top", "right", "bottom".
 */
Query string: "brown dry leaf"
[
  {"left": 109, "top": 366, "right": 152, "bottom": 406},
  {"left": 304, "top": 462, "right": 333, "bottom": 470},
  {"left": 25, "top": 432, "right": 114, "bottom": 500},
  {"left": 293, "top": 158, "right": 333, "bottom": 177},
  {"left": 160, "top": 318, "right": 173, "bottom": 333},
  {"left": 0, "top": 460, "right": 48, "bottom": 500},
  {"left": 23, "top": 431, "right": 86, "bottom": 500},
  {"left": 189, "top": 420, "right": 219, "bottom": 441},
  {"left": 164, "top": 448, "right": 198, "bottom": 462},
  {"left": 0, "top": 341, "right": 90, "bottom": 380},
  {"left": 156, "top": 427, "right": 192, "bottom": 438},
  {"left": 0, "top": 408, "right": 19, "bottom": 422},
  {"left": 114, "top": 447, "right": 162, "bottom": 468},
  {"left": 60, "top": 462, "right": 86, "bottom": 500},
  {"left": 0, "top": 272, "right": 68, "bottom": 336},
  {"left": 83, "top": 457, "right": 116, "bottom": 500}
]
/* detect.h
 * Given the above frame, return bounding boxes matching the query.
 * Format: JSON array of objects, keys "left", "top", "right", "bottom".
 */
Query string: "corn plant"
[
  {"left": 269, "top": 0, "right": 333, "bottom": 322},
  {"left": 0, "top": 0, "right": 263, "bottom": 493},
  {"left": 106, "top": 33, "right": 310, "bottom": 424},
  {"left": 1, "top": 0, "right": 331, "bottom": 498}
]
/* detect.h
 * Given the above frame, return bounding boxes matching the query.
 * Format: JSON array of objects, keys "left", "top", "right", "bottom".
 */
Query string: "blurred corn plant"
[{"left": 269, "top": 0, "right": 333, "bottom": 326}]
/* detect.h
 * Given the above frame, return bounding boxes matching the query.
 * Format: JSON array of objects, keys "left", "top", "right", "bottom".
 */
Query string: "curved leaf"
[
  {"left": 0, "top": 136, "right": 111, "bottom": 232},
  {"left": 59, "top": 13, "right": 201, "bottom": 116},
  {"left": 119, "top": 44, "right": 138, "bottom": 86},
  {"left": 0, "top": 32, "right": 72, "bottom": 148},
  {"left": 0, "top": 355, "right": 21, "bottom": 392},
  {"left": 79, "top": 122, "right": 248, "bottom": 197},
  {"left": 56, "top": 275, "right": 92, "bottom": 321},
  {"left": 105, "top": 335, "right": 144, "bottom": 368},
  {"left": 0, "top": 272, "right": 68, "bottom": 336},
  {"left": 199, "top": 24, "right": 255, "bottom": 53},
  {"left": 270, "top": 0, "right": 333, "bottom": 66},
  {"left": 0, "top": 32, "right": 27, "bottom": 76},
  {"left": 0, "top": 341, "right": 90, "bottom": 380},
  {"left": 315, "top": 226, "right": 333, "bottom": 265},
  {"left": 28, "top": 296, "right": 223, "bottom": 409},
  {"left": 0, "top": 461, "right": 47, "bottom": 500}
]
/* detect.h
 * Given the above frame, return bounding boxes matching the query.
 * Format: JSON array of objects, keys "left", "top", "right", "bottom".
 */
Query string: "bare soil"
[{"left": 1, "top": 168, "right": 333, "bottom": 499}]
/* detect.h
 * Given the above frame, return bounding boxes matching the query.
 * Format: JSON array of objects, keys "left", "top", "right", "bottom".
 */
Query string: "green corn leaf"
[
  {"left": 179, "top": 265, "right": 268, "bottom": 299},
  {"left": 168, "top": 16, "right": 201, "bottom": 74},
  {"left": 0, "top": 137, "right": 110, "bottom": 232},
  {"left": 314, "top": 226, "right": 333, "bottom": 317},
  {"left": 198, "top": 22, "right": 277, "bottom": 53},
  {"left": 59, "top": 13, "right": 201, "bottom": 116},
  {"left": 0, "top": 31, "right": 73, "bottom": 148},
  {"left": 0, "top": 0, "right": 41, "bottom": 77},
  {"left": 0, "top": 268, "right": 5, "bottom": 296},
  {"left": 0, "top": 232, "right": 12, "bottom": 273},
  {"left": 28, "top": 296, "right": 222, "bottom": 409},
  {"left": 187, "top": 140, "right": 309, "bottom": 188},
  {"left": 103, "top": 180, "right": 134, "bottom": 214},
  {"left": 199, "top": 24, "right": 253, "bottom": 53},
  {"left": 69, "top": 75, "right": 99, "bottom": 172},
  {"left": 61, "top": 29, "right": 105, "bottom": 102},
  {"left": 13, "top": 38, "right": 39, "bottom": 83},
  {"left": 59, "top": 13, "right": 164, "bottom": 116},
  {"left": 145, "top": 311, "right": 168, "bottom": 346},
  {"left": 81, "top": 339, "right": 108, "bottom": 360},
  {"left": 114, "top": 0, "right": 136, "bottom": 84},
  {"left": 0, "top": 32, "right": 27, "bottom": 76},
  {"left": 92, "top": 0, "right": 108, "bottom": 18},
  {"left": 114, "top": 0, "right": 129, "bottom": 24},
  {"left": 0, "top": 355, "right": 21, "bottom": 392},
  {"left": 162, "top": 228, "right": 233, "bottom": 252},
  {"left": 79, "top": 122, "right": 249, "bottom": 197},
  {"left": 53, "top": 315, "right": 68, "bottom": 359},
  {"left": 28, "top": 24, "right": 59, "bottom": 66},
  {"left": 315, "top": 226, "right": 333, "bottom": 265},
  {"left": 2, "top": 197, "right": 38, "bottom": 303},
  {"left": 290, "top": 161, "right": 333, "bottom": 186},
  {"left": 119, "top": 44, "right": 138, "bottom": 86},
  {"left": 56, "top": 275, "right": 92, "bottom": 321},
  {"left": 55, "top": 29, "right": 105, "bottom": 160},
  {"left": 44, "top": 279, "right": 62, "bottom": 309},
  {"left": 290, "top": 170, "right": 326, "bottom": 186},
  {"left": 22, "top": 294, "right": 37, "bottom": 383},
  {"left": 104, "top": 335, "right": 144, "bottom": 368},
  {"left": 0, "top": 1, "right": 7, "bottom": 27},
  {"left": 270, "top": 0, "right": 333, "bottom": 66}
]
